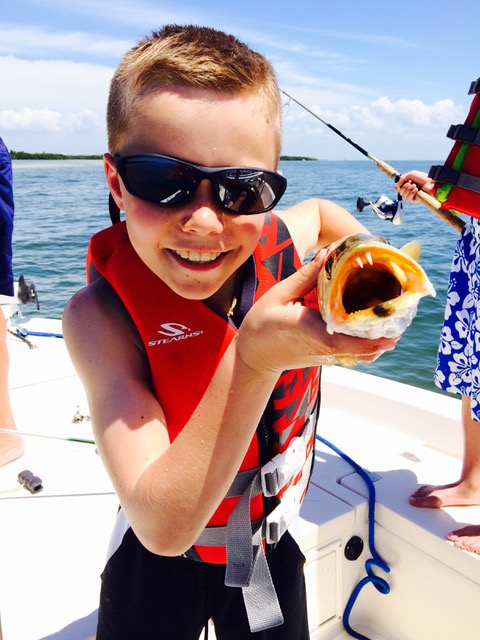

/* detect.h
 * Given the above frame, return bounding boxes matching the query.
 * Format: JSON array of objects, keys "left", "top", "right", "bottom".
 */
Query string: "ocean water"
[{"left": 10, "top": 159, "right": 459, "bottom": 394}]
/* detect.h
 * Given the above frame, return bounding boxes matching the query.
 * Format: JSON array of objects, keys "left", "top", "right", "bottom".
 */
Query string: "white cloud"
[
  {"left": 371, "top": 96, "right": 465, "bottom": 128},
  {"left": 284, "top": 94, "right": 466, "bottom": 135},
  {"left": 281, "top": 92, "right": 467, "bottom": 159},
  {"left": 0, "top": 24, "right": 130, "bottom": 59},
  {"left": 0, "top": 56, "right": 112, "bottom": 110},
  {"left": 0, "top": 107, "right": 100, "bottom": 133},
  {"left": 15, "top": 0, "right": 205, "bottom": 38},
  {"left": 0, "top": 54, "right": 110, "bottom": 152}
]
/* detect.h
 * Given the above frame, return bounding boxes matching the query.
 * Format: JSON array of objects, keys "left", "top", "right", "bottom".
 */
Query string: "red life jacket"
[
  {"left": 429, "top": 77, "right": 480, "bottom": 218},
  {"left": 87, "top": 214, "right": 320, "bottom": 565}
]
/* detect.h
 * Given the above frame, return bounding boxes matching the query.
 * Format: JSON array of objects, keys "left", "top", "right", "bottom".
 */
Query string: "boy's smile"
[
  {"left": 173, "top": 249, "right": 224, "bottom": 264},
  {"left": 105, "top": 88, "right": 281, "bottom": 314}
]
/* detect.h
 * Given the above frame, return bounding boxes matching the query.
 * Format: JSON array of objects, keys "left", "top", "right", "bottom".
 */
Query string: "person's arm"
[
  {"left": 395, "top": 170, "right": 435, "bottom": 202},
  {"left": 277, "top": 198, "right": 369, "bottom": 262},
  {"left": 63, "top": 262, "right": 395, "bottom": 557},
  {"left": 63, "top": 278, "right": 278, "bottom": 557}
]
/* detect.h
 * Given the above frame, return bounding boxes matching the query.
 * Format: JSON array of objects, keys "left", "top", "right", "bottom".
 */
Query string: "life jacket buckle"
[
  {"left": 260, "top": 416, "right": 314, "bottom": 497},
  {"left": 264, "top": 463, "right": 310, "bottom": 544}
]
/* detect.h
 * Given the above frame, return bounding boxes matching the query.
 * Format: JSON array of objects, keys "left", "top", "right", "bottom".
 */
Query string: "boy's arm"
[
  {"left": 277, "top": 198, "right": 369, "bottom": 262},
  {"left": 63, "top": 278, "right": 278, "bottom": 556},
  {"left": 63, "top": 265, "right": 395, "bottom": 557}
]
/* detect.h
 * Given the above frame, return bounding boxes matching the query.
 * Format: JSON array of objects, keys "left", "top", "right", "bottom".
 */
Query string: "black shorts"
[{"left": 96, "top": 528, "right": 309, "bottom": 640}]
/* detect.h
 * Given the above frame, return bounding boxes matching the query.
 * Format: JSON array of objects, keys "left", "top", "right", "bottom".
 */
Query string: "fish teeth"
[{"left": 354, "top": 253, "right": 373, "bottom": 269}]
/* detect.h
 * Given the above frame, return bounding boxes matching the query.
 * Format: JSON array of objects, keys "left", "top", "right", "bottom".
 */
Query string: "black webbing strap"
[
  {"left": 469, "top": 77, "right": 480, "bottom": 95},
  {"left": 429, "top": 165, "right": 480, "bottom": 195},
  {"left": 447, "top": 123, "right": 480, "bottom": 146}
]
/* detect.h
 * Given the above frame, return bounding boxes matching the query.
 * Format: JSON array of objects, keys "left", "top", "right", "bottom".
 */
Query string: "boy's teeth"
[{"left": 176, "top": 250, "right": 221, "bottom": 262}]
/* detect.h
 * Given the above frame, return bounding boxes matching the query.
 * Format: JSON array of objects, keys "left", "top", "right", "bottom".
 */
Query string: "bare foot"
[
  {"left": 447, "top": 526, "right": 480, "bottom": 554},
  {"left": 0, "top": 431, "right": 24, "bottom": 467},
  {"left": 409, "top": 481, "right": 480, "bottom": 508}
]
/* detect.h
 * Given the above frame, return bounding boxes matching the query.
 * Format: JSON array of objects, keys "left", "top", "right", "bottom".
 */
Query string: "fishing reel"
[
  {"left": 357, "top": 194, "right": 404, "bottom": 225},
  {"left": 0, "top": 275, "right": 40, "bottom": 311},
  {"left": 17, "top": 275, "right": 40, "bottom": 310}
]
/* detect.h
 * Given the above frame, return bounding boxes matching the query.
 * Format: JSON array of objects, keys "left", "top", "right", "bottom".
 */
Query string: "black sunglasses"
[{"left": 114, "top": 154, "right": 287, "bottom": 215}]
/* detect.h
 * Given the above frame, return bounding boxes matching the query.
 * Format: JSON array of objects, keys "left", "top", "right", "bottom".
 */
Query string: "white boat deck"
[
  {"left": 0, "top": 319, "right": 117, "bottom": 640},
  {"left": 1, "top": 317, "right": 480, "bottom": 639},
  {"left": 305, "top": 367, "right": 480, "bottom": 639}
]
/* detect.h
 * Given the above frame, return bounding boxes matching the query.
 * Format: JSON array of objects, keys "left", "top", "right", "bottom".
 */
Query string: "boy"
[{"left": 63, "top": 25, "right": 395, "bottom": 639}]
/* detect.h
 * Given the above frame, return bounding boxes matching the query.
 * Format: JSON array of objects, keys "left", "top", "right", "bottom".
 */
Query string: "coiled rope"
[{"left": 316, "top": 433, "right": 391, "bottom": 640}]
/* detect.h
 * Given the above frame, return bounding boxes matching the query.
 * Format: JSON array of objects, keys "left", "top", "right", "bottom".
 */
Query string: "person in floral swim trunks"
[{"left": 397, "top": 170, "right": 480, "bottom": 555}]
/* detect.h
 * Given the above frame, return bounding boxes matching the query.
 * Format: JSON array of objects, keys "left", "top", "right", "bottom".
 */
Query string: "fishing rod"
[
  {"left": 281, "top": 89, "right": 465, "bottom": 233},
  {"left": 0, "top": 428, "right": 94, "bottom": 445}
]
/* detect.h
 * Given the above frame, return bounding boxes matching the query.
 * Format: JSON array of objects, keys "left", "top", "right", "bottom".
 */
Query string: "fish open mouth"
[
  {"left": 342, "top": 263, "right": 403, "bottom": 316},
  {"left": 317, "top": 234, "right": 435, "bottom": 339}
]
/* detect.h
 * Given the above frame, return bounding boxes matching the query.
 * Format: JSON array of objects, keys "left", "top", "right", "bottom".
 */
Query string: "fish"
[{"left": 315, "top": 233, "right": 435, "bottom": 342}]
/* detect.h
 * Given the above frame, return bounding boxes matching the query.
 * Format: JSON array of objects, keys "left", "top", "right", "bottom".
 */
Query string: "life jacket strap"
[
  {"left": 218, "top": 413, "right": 316, "bottom": 502},
  {"left": 447, "top": 123, "right": 480, "bottom": 146},
  {"left": 429, "top": 165, "right": 480, "bottom": 195},
  {"left": 241, "top": 526, "right": 285, "bottom": 633},
  {"left": 193, "top": 414, "right": 316, "bottom": 633},
  {"left": 225, "top": 468, "right": 259, "bottom": 498},
  {"left": 224, "top": 470, "right": 284, "bottom": 632}
]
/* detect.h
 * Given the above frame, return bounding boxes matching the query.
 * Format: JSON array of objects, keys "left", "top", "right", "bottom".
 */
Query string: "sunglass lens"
[
  {"left": 123, "top": 158, "right": 195, "bottom": 205},
  {"left": 216, "top": 170, "right": 285, "bottom": 213}
]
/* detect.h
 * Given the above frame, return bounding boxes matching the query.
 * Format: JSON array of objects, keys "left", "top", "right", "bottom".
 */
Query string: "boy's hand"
[{"left": 236, "top": 252, "right": 397, "bottom": 374}]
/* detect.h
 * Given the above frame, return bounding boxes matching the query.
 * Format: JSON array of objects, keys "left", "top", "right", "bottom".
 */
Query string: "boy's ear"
[{"left": 104, "top": 153, "right": 125, "bottom": 212}]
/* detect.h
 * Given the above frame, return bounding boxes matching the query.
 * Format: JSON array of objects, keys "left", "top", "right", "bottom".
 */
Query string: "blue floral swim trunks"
[{"left": 435, "top": 217, "right": 480, "bottom": 421}]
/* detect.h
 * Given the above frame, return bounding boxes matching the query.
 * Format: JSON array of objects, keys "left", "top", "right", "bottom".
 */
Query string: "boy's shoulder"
[
  {"left": 64, "top": 278, "right": 121, "bottom": 324},
  {"left": 276, "top": 199, "right": 321, "bottom": 261}
]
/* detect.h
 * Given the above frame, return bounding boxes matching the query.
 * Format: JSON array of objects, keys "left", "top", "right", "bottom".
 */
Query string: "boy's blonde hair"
[{"left": 107, "top": 25, "right": 282, "bottom": 159}]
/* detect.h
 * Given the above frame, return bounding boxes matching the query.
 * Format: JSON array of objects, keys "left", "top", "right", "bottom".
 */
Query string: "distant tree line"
[
  {"left": 280, "top": 156, "right": 317, "bottom": 161},
  {"left": 10, "top": 151, "right": 103, "bottom": 160},
  {"left": 10, "top": 151, "right": 317, "bottom": 162}
]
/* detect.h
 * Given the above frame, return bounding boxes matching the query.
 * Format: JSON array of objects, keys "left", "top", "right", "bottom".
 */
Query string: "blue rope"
[
  {"left": 15, "top": 328, "right": 64, "bottom": 339},
  {"left": 316, "top": 434, "right": 391, "bottom": 640}
]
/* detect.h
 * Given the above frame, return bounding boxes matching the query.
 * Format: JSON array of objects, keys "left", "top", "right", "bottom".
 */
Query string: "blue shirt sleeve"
[{"left": 0, "top": 137, "right": 14, "bottom": 296}]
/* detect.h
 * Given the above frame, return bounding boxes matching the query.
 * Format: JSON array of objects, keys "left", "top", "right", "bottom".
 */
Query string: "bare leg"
[
  {"left": 0, "top": 314, "right": 24, "bottom": 466},
  {"left": 410, "top": 396, "right": 480, "bottom": 508}
]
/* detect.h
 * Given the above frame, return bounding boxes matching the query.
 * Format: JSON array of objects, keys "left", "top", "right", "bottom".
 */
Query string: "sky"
[{"left": 0, "top": 0, "right": 478, "bottom": 161}]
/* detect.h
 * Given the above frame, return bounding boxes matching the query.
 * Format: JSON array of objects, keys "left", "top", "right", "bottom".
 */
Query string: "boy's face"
[{"left": 105, "top": 88, "right": 280, "bottom": 313}]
